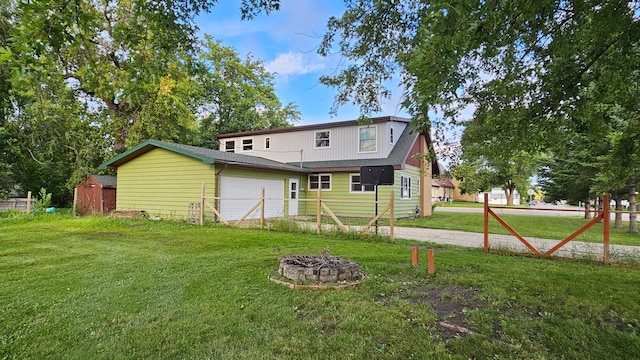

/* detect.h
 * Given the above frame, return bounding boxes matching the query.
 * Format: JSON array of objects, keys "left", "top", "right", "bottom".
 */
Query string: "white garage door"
[{"left": 220, "top": 176, "right": 284, "bottom": 221}]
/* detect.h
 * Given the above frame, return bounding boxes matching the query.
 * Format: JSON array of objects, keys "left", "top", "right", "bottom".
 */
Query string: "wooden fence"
[
  {"left": 483, "top": 193, "right": 612, "bottom": 263},
  {"left": 197, "top": 182, "right": 395, "bottom": 240},
  {"left": 0, "top": 191, "right": 33, "bottom": 213}
]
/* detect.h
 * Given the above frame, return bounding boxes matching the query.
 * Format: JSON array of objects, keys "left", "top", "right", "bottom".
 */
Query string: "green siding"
[
  {"left": 301, "top": 166, "right": 421, "bottom": 219},
  {"left": 116, "top": 148, "right": 216, "bottom": 220}
]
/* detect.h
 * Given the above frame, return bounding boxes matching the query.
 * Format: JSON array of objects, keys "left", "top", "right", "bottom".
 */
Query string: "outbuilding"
[
  {"left": 99, "top": 140, "right": 309, "bottom": 221},
  {"left": 75, "top": 175, "right": 117, "bottom": 215}
]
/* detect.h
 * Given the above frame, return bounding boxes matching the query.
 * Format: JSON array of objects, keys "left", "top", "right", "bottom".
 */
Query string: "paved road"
[
  {"left": 435, "top": 205, "right": 635, "bottom": 221},
  {"left": 387, "top": 226, "right": 640, "bottom": 263}
]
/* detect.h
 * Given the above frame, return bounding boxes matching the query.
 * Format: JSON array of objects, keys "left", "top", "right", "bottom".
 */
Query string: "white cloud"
[{"left": 265, "top": 52, "right": 324, "bottom": 76}]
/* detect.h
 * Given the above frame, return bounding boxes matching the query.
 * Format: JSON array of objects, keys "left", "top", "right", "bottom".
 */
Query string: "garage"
[{"left": 219, "top": 176, "right": 285, "bottom": 221}]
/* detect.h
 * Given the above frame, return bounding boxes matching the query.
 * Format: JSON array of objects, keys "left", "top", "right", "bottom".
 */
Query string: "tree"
[
  {"left": 9, "top": 0, "right": 282, "bottom": 152},
  {"left": 320, "top": 1, "right": 638, "bottom": 137},
  {"left": 195, "top": 36, "right": 300, "bottom": 149}
]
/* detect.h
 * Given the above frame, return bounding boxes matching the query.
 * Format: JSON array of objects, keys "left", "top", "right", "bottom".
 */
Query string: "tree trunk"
[
  {"left": 614, "top": 194, "right": 623, "bottom": 229},
  {"left": 629, "top": 186, "right": 638, "bottom": 234},
  {"left": 583, "top": 199, "right": 592, "bottom": 219}
]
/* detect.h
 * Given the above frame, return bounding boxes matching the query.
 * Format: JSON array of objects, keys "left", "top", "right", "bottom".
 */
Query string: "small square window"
[
  {"left": 350, "top": 174, "right": 375, "bottom": 193},
  {"left": 242, "top": 138, "right": 253, "bottom": 151},
  {"left": 309, "top": 173, "right": 331, "bottom": 191},
  {"left": 225, "top": 141, "right": 235, "bottom": 153},
  {"left": 315, "top": 131, "right": 330, "bottom": 148}
]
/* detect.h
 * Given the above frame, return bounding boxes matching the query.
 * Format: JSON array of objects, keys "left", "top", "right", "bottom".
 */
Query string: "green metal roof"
[{"left": 99, "top": 140, "right": 310, "bottom": 173}]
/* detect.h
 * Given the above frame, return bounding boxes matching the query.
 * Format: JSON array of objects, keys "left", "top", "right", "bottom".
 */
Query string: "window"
[
  {"left": 225, "top": 140, "right": 235, "bottom": 153},
  {"left": 309, "top": 173, "right": 331, "bottom": 191},
  {"left": 390, "top": 128, "right": 394, "bottom": 144},
  {"left": 400, "top": 175, "right": 412, "bottom": 199},
  {"left": 242, "top": 138, "right": 253, "bottom": 151},
  {"left": 350, "top": 174, "right": 375, "bottom": 193},
  {"left": 359, "top": 126, "right": 376, "bottom": 152},
  {"left": 265, "top": 137, "right": 271, "bottom": 149},
  {"left": 315, "top": 130, "right": 330, "bottom": 148}
]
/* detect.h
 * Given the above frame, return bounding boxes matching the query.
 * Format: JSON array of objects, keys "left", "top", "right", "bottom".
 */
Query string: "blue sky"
[{"left": 195, "top": 0, "right": 409, "bottom": 125}]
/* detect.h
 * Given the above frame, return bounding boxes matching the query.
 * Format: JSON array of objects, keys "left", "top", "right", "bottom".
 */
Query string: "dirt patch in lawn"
[{"left": 400, "top": 285, "right": 488, "bottom": 340}]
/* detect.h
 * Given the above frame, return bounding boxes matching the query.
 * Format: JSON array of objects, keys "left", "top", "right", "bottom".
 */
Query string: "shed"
[{"left": 76, "top": 175, "right": 117, "bottom": 215}]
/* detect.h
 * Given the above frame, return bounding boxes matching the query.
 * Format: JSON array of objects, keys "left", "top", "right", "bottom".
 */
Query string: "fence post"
[
  {"left": 389, "top": 190, "right": 394, "bottom": 241},
  {"left": 26, "top": 191, "right": 32, "bottom": 214},
  {"left": 260, "top": 187, "right": 265, "bottom": 230},
  {"left": 412, "top": 246, "right": 419, "bottom": 267},
  {"left": 603, "top": 194, "right": 610, "bottom": 264},
  {"left": 483, "top": 193, "right": 489, "bottom": 252},
  {"left": 316, "top": 189, "right": 322, "bottom": 235},
  {"left": 72, "top": 187, "right": 78, "bottom": 216},
  {"left": 200, "top": 182, "right": 205, "bottom": 226}
]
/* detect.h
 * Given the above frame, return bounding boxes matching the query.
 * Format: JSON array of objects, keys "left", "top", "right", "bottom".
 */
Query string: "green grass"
[
  {"left": 397, "top": 211, "right": 640, "bottom": 246},
  {"left": 2, "top": 214, "right": 640, "bottom": 359}
]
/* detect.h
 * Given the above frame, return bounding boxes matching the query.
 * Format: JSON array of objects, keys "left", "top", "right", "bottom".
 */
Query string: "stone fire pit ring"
[{"left": 269, "top": 255, "right": 362, "bottom": 290}]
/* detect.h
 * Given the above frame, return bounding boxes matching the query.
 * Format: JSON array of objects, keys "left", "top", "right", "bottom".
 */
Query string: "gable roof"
[
  {"left": 99, "top": 140, "right": 309, "bottom": 173},
  {"left": 215, "top": 115, "right": 411, "bottom": 139}
]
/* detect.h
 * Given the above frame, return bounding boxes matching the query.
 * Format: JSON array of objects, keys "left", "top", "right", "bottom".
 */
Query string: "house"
[
  {"left": 432, "top": 178, "right": 455, "bottom": 203},
  {"left": 75, "top": 174, "right": 117, "bottom": 215},
  {"left": 477, "top": 188, "right": 521, "bottom": 205},
  {"left": 99, "top": 116, "right": 436, "bottom": 221}
]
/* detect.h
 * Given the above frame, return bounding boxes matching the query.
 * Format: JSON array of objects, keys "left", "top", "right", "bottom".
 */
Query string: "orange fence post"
[
  {"left": 483, "top": 193, "right": 489, "bottom": 252},
  {"left": 427, "top": 249, "right": 435, "bottom": 275},
  {"left": 603, "top": 194, "right": 610, "bottom": 264},
  {"left": 411, "top": 246, "right": 419, "bottom": 267}
]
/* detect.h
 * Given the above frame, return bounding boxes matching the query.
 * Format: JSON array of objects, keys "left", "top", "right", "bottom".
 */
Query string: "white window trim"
[
  {"left": 314, "top": 130, "right": 331, "bottom": 149},
  {"left": 224, "top": 140, "right": 235, "bottom": 153},
  {"left": 358, "top": 125, "right": 377, "bottom": 153},
  {"left": 349, "top": 173, "right": 375, "bottom": 193},
  {"left": 308, "top": 173, "right": 332, "bottom": 191},
  {"left": 241, "top": 137, "right": 253, "bottom": 152},
  {"left": 400, "top": 175, "right": 412, "bottom": 200},
  {"left": 264, "top": 137, "right": 271, "bottom": 150}
]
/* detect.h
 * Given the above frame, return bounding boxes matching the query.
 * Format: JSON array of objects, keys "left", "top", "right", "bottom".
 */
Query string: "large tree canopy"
[
  {"left": 1, "top": 0, "right": 293, "bottom": 203},
  {"left": 321, "top": 1, "right": 639, "bottom": 146}
]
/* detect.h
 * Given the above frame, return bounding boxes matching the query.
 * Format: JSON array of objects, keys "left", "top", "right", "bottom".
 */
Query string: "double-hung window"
[
  {"left": 242, "top": 138, "right": 253, "bottom": 151},
  {"left": 400, "top": 175, "right": 412, "bottom": 199},
  {"left": 315, "top": 131, "right": 330, "bottom": 148},
  {"left": 359, "top": 126, "right": 376, "bottom": 152},
  {"left": 309, "top": 173, "right": 331, "bottom": 191},
  {"left": 225, "top": 140, "right": 235, "bottom": 153}
]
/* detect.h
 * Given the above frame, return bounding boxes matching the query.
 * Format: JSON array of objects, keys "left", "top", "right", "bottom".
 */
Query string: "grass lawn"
[
  {"left": 397, "top": 211, "right": 640, "bottom": 246},
  {"left": 1, "top": 214, "right": 640, "bottom": 359}
]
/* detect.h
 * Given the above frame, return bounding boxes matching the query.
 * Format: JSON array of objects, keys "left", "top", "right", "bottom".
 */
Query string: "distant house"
[
  {"left": 477, "top": 188, "right": 521, "bottom": 205},
  {"left": 99, "top": 116, "right": 438, "bottom": 221},
  {"left": 75, "top": 175, "right": 117, "bottom": 215},
  {"left": 432, "top": 177, "right": 455, "bottom": 202}
]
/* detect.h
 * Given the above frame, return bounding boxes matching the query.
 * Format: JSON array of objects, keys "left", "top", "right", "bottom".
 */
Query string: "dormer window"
[
  {"left": 315, "top": 130, "right": 330, "bottom": 148},
  {"left": 359, "top": 126, "right": 376, "bottom": 152}
]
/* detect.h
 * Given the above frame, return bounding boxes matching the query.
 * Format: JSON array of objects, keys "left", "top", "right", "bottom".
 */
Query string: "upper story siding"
[{"left": 217, "top": 117, "right": 410, "bottom": 163}]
